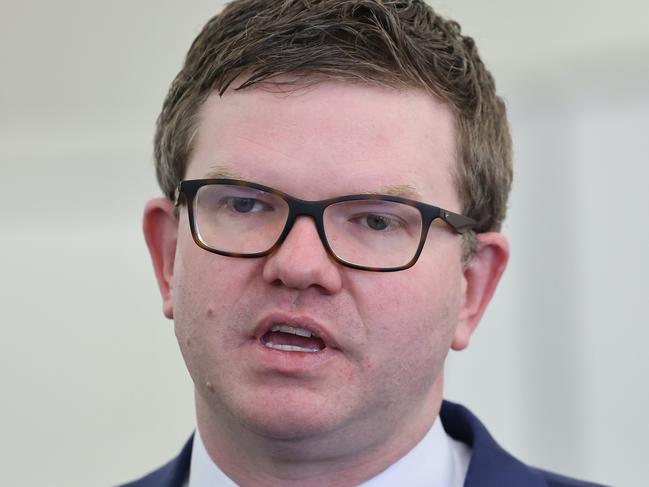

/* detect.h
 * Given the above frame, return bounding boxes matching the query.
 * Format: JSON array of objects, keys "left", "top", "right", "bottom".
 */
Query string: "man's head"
[
  {"left": 154, "top": 0, "right": 512, "bottom": 239},
  {"left": 143, "top": 0, "right": 511, "bottom": 480}
]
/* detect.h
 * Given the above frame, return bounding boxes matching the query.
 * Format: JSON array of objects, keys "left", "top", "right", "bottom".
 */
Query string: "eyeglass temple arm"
[
  {"left": 441, "top": 210, "right": 478, "bottom": 234},
  {"left": 174, "top": 185, "right": 184, "bottom": 206}
]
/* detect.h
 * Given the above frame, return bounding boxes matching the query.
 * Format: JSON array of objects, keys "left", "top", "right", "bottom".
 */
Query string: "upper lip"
[{"left": 253, "top": 312, "right": 340, "bottom": 350}]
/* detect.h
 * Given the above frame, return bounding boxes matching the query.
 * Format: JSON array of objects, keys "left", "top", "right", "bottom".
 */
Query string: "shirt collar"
[
  {"left": 187, "top": 427, "right": 237, "bottom": 487},
  {"left": 187, "top": 417, "right": 470, "bottom": 487},
  {"left": 358, "top": 417, "right": 471, "bottom": 487}
]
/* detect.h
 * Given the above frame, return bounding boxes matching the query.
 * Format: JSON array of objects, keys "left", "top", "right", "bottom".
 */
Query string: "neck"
[{"left": 194, "top": 379, "right": 444, "bottom": 487}]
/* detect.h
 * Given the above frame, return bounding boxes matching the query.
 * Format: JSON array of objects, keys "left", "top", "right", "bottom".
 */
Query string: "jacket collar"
[{"left": 440, "top": 400, "right": 547, "bottom": 487}]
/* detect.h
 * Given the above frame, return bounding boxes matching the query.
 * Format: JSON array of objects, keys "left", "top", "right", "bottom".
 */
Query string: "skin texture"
[{"left": 143, "top": 82, "right": 509, "bottom": 486}]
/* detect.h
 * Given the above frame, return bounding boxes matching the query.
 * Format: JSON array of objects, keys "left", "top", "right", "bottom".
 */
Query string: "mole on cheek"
[
  {"left": 206, "top": 381, "right": 215, "bottom": 393},
  {"left": 207, "top": 308, "right": 215, "bottom": 318}
]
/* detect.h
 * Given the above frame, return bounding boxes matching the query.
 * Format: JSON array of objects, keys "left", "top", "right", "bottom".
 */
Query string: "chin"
[
  {"left": 251, "top": 416, "right": 335, "bottom": 441},
  {"left": 234, "top": 391, "right": 347, "bottom": 441}
]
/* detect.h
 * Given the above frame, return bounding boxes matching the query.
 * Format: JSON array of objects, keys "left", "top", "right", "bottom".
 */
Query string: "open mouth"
[{"left": 260, "top": 324, "right": 326, "bottom": 353}]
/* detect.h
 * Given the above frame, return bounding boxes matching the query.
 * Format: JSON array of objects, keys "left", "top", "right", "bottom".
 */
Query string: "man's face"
[{"left": 151, "top": 82, "right": 488, "bottom": 449}]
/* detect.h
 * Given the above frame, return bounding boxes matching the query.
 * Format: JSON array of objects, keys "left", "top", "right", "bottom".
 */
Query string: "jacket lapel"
[{"left": 440, "top": 401, "right": 547, "bottom": 487}]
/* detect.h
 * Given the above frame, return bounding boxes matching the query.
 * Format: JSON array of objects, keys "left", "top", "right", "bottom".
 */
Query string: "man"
[{"left": 125, "top": 0, "right": 603, "bottom": 485}]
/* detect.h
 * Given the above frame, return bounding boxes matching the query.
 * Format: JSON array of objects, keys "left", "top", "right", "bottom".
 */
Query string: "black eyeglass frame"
[{"left": 175, "top": 178, "right": 477, "bottom": 272}]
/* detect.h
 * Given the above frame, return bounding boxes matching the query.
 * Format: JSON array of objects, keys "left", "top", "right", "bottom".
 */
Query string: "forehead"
[{"left": 187, "top": 81, "right": 459, "bottom": 207}]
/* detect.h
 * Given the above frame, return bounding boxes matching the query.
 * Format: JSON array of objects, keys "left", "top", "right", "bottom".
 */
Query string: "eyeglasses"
[{"left": 175, "top": 179, "right": 477, "bottom": 272}]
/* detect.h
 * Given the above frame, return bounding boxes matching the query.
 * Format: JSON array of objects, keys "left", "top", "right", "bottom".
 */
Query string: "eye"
[
  {"left": 225, "top": 197, "right": 272, "bottom": 213},
  {"left": 353, "top": 213, "right": 403, "bottom": 231}
]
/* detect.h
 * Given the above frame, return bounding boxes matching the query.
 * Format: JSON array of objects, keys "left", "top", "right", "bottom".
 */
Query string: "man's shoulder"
[
  {"left": 119, "top": 435, "right": 193, "bottom": 487},
  {"left": 440, "top": 400, "right": 607, "bottom": 487}
]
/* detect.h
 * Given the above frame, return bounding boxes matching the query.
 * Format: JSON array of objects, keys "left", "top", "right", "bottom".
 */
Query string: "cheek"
[
  {"left": 173, "top": 224, "right": 247, "bottom": 314},
  {"left": 171, "top": 261, "right": 260, "bottom": 404},
  {"left": 170, "top": 236, "right": 253, "bottom": 363},
  {"left": 352, "top": 260, "right": 463, "bottom": 365},
  {"left": 344, "top": 270, "right": 459, "bottom": 409}
]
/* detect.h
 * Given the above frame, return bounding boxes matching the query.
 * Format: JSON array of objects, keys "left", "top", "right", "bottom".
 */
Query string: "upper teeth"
[{"left": 271, "top": 324, "right": 317, "bottom": 338}]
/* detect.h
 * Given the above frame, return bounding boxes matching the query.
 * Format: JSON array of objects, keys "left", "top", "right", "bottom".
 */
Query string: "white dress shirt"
[{"left": 186, "top": 417, "right": 471, "bottom": 487}]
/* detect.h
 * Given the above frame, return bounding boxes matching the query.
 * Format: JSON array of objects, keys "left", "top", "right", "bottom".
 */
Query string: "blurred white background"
[{"left": 1, "top": 1, "right": 647, "bottom": 486}]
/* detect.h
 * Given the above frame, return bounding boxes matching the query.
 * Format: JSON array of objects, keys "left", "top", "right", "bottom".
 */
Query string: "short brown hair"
[{"left": 154, "top": 0, "right": 512, "bottom": 236}]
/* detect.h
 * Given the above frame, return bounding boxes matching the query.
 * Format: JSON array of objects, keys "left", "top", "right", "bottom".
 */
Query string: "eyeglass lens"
[{"left": 193, "top": 183, "right": 424, "bottom": 268}]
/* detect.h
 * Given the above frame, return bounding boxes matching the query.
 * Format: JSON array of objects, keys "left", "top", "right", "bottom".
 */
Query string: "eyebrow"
[
  {"left": 201, "top": 163, "right": 424, "bottom": 200},
  {"left": 364, "top": 184, "right": 423, "bottom": 200},
  {"left": 203, "top": 164, "right": 241, "bottom": 179}
]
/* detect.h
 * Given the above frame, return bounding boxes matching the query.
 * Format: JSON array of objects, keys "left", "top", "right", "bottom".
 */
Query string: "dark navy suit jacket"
[{"left": 120, "top": 401, "right": 606, "bottom": 487}]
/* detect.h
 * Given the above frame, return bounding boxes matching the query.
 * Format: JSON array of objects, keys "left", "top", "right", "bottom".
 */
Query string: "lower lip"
[{"left": 250, "top": 338, "right": 338, "bottom": 375}]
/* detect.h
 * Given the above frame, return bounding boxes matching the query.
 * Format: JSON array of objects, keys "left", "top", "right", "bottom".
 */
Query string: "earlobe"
[
  {"left": 452, "top": 232, "right": 509, "bottom": 351},
  {"left": 143, "top": 198, "right": 178, "bottom": 320}
]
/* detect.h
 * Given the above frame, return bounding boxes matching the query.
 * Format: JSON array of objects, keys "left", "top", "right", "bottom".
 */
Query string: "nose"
[{"left": 261, "top": 216, "right": 343, "bottom": 294}]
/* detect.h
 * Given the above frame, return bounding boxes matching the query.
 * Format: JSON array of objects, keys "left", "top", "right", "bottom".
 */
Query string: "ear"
[
  {"left": 143, "top": 197, "right": 178, "bottom": 320},
  {"left": 452, "top": 232, "right": 509, "bottom": 351}
]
